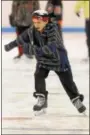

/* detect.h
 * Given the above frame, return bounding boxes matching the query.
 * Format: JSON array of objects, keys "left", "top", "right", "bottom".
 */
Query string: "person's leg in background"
[
  {"left": 15, "top": 26, "right": 30, "bottom": 59},
  {"left": 85, "top": 19, "right": 90, "bottom": 59}
]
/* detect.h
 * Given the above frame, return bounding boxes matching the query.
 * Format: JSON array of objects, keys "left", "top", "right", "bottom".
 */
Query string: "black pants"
[
  {"left": 34, "top": 64, "right": 81, "bottom": 100},
  {"left": 85, "top": 19, "right": 90, "bottom": 57}
]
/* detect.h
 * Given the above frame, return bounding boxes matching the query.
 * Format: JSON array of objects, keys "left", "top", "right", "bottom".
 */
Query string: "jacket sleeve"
[
  {"left": 16, "top": 28, "right": 30, "bottom": 45},
  {"left": 4, "top": 28, "right": 32, "bottom": 52},
  {"left": 74, "top": 1, "right": 84, "bottom": 13},
  {"left": 37, "top": 24, "right": 64, "bottom": 58}
]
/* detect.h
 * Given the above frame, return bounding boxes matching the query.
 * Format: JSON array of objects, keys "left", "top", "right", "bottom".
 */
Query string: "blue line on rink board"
[{"left": 2, "top": 27, "right": 85, "bottom": 33}]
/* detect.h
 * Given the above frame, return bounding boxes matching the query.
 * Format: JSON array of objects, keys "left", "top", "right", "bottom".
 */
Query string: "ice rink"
[{"left": 2, "top": 33, "right": 89, "bottom": 134}]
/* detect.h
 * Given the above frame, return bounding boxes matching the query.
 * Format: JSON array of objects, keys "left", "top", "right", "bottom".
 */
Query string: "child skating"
[{"left": 4, "top": 10, "right": 86, "bottom": 115}]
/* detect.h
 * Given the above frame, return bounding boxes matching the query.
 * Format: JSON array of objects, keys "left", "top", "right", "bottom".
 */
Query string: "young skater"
[{"left": 5, "top": 10, "right": 86, "bottom": 114}]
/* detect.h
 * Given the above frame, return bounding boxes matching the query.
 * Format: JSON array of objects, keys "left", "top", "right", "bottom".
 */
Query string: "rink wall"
[{"left": 2, "top": 1, "right": 85, "bottom": 33}]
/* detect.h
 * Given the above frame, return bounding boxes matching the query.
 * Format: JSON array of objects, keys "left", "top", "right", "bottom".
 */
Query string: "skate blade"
[
  {"left": 82, "top": 111, "right": 87, "bottom": 117},
  {"left": 34, "top": 109, "right": 46, "bottom": 116},
  {"left": 13, "top": 58, "right": 21, "bottom": 63}
]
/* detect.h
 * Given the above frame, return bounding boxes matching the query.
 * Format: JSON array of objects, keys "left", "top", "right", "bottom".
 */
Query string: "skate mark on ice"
[
  {"left": 2, "top": 127, "right": 89, "bottom": 132},
  {"left": 2, "top": 114, "right": 89, "bottom": 121},
  {"left": 3, "top": 68, "right": 34, "bottom": 72}
]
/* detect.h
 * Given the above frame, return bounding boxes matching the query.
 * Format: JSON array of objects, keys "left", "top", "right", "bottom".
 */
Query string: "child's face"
[{"left": 33, "top": 20, "right": 48, "bottom": 32}]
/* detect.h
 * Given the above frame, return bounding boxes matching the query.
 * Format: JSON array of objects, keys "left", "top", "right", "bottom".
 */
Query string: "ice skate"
[
  {"left": 34, "top": 108, "right": 47, "bottom": 116},
  {"left": 72, "top": 96, "right": 86, "bottom": 114},
  {"left": 14, "top": 54, "right": 22, "bottom": 59},
  {"left": 26, "top": 54, "right": 33, "bottom": 59},
  {"left": 81, "top": 58, "right": 89, "bottom": 63},
  {"left": 33, "top": 95, "right": 47, "bottom": 116}
]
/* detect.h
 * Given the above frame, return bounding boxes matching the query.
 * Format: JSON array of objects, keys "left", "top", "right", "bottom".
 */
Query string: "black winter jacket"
[{"left": 5, "top": 23, "right": 70, "bottom": 72}]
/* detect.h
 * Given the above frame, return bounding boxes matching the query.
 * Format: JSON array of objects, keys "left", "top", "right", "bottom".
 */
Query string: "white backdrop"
[{"left": 2, "top": 1, "right": 85, "bottom": 27}]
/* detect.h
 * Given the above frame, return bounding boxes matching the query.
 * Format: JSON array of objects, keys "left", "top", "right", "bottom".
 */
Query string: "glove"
[
  {"left": 4, "top": 40, "right": 17, "bottom": 52},
  {"left": 4, "top": 43, "right": 14, "bottom": 52},
  {"left": 76, "top": 12, "right": 80, "bottom": 17},
  {"left": 4, "top": 44, "right": 10, "bottom": 52}
]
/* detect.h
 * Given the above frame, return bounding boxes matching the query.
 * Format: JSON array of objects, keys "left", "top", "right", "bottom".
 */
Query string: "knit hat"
[{"left": 32, "top": 10, "right": 49, "bottom": 22}]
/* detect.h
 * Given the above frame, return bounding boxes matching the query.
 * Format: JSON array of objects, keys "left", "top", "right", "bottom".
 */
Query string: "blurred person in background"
[
  {"left": 46, "top": 0, "right": 63, "bottom": 27},
  {"left": 74, "top": 1, "right": 90, "bottom": 61},
  {"left": 9, "top": 0, "right": 40, "bottom": 59}
]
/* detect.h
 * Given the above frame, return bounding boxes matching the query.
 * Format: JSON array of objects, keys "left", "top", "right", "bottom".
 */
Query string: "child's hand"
[
  {"left": 4, "top": 44, "right": 11, "bottom": 52},
  {"left": 76, "top": 12, "right": 80, "bottom": 17},
  {"left": 4, "top": 40, "right": 17, "bottom": 52}
]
